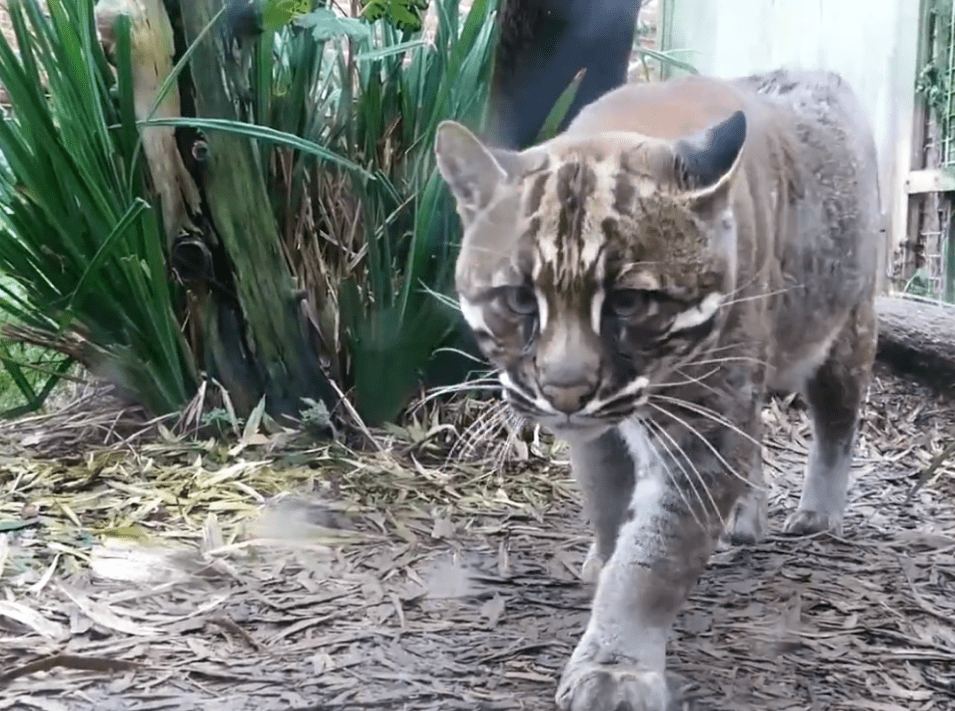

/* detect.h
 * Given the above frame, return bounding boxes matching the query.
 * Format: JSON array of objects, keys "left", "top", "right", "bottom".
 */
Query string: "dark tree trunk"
[
  {"left": 163, "top": 0, "right": 337, "bottom": 421},
  {"left": 488, "top": 0, "right": 642, "bottom": 149},
  {"left": 876, "top": 295, "right": 955, "bottom": 395}
]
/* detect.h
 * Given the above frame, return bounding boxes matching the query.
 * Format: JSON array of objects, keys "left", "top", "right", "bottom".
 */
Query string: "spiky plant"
[
  {"left": 0, "top": 0, "right": 197, "bottom": 416},
  {"left": 0, "top": 0, "right": 602, "bottom": 432},
  {"left": 256, "top": 0, "right": 500, "bottom": 425},
  {"left": 0, "top": 0, "right": 501, "bottom": 429}
]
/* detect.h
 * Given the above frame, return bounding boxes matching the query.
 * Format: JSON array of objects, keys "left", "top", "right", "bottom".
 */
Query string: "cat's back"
[
  {"left": 565, "top": 73, "right": 756, "bottom": 140},
  {"left": 565, "top": 68, "right": 881, "bottom": 387},
  {"left": 735, "top": 69, "right": 882, "bottom": 360}
]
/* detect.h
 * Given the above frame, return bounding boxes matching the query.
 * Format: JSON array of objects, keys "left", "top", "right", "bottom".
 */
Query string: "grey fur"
[
  {"left": 435, "top": 67, "right": 881, "bottom": 711},
  {"left": 570, "top": 428, "right": 637, "bottom": 565}
]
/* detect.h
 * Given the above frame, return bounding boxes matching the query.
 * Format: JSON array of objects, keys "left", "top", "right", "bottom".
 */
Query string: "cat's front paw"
[
  {"left": 556, "top": 659, "right": 669, "bottom": 711},
  {"left": 783, "top": 508, "right": 843, "bottom": 536},
  {"left": 725, "top": 492, "right": 767, "bottom": 545}
]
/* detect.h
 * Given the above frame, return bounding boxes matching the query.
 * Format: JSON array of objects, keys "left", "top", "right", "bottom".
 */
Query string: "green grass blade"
[
  {"left": 69, "top": 197, "right": 150, "bottom": 308},
  {"left": 534, "top": 68, "right": 586, "bottom": 143}
]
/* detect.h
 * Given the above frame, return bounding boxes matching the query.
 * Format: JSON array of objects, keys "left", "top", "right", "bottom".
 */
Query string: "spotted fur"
[{"left": 435, "top": 68, "right": 880, "bottom": 711}]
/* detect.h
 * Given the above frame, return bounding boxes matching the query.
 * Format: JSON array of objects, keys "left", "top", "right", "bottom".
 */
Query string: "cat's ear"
[
  {"left": 673, "top": 110, "right": 747, "bottom": 206},
  {"left": 435, "top": 121, "right": 513, "bottom": 214}
]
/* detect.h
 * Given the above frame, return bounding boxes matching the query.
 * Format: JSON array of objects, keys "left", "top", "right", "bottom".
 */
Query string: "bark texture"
[
  {"left": 876, "top": 295, "right": 955, "bottom": 395},
  {"left": 167, "top": 0, "right": 336, "bottom": 420}
]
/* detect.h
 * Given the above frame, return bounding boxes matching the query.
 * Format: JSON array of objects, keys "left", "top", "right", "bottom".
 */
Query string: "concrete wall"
[{"left": 659, "top": 0, "right": 923, "bottom": 257}]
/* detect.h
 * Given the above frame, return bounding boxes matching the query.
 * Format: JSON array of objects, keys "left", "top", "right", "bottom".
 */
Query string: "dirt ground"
[{"left": 1, "top": 364, "right": 954, "bottom": 711}]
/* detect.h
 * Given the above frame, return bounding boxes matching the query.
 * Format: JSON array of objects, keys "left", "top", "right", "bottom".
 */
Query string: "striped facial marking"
[{"left": 442, "top": 129, "right": 739, "bottom": 431}]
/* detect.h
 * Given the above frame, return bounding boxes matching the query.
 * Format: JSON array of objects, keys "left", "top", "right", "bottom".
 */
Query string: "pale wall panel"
[{"left": 661, "top": 0, "right": 922, "bottom": 255}]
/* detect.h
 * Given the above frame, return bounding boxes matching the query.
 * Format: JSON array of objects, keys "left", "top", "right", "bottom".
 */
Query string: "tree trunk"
[
  {"left": 164, "top": 0, "right": 337, "bottom": 421},
  {"left": 876, "top": 295, "right": 955, "bottom": 394},
  {"left": 488, "top": 0, "right": 642, "bottom": 149}
]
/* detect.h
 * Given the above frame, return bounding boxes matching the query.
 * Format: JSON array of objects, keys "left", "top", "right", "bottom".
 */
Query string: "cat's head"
[{"left": 435, "top": 111, "right": 747, "bottom": 437}]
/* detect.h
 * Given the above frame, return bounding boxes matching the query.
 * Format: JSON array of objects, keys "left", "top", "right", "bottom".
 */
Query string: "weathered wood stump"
[{"left": 876, "top": 295, "right": 955, "bottom": 395}]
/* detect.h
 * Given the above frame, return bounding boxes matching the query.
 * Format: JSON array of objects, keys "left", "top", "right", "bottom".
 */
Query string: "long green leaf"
[
  {"left": 138, "top": 116, "right": 369, "bottom": 176},
  {"left": 69, "top": 197, "right": 150, "bottom": 308},
  {"left": 0, "top": 0, "right": 195, "bottom": 415},
  {"left": 535, "top": 68, "right": 586, "bottom": 144},
  {"left": 0, "top": 353, "right": 74, "bottom": 419}
]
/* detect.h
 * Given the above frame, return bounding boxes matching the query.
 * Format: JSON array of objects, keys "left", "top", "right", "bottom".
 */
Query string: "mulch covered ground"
[{"left": 1, "top": 365, "right": 954, "bottom": 711}]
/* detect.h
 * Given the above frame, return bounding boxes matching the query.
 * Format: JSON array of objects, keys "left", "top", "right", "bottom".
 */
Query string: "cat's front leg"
[
  {"left": 556, "top": 422, "right": 746, "bottom": 711},
  {"left": 569, "top": 428, "right": 638, "bottom": 583}
]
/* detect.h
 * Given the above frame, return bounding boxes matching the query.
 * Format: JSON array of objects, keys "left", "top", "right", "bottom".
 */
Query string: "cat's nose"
[{"left": 540, "top": 380, "right": 597, "bottom": 414}]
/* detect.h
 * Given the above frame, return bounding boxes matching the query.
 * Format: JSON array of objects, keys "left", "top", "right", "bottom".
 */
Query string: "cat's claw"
[
  {"left": 556, "top": 660, "right": 670, "bottom": 711},
  {"left": 783, "top": 508, "right": 843, "bottom": 536}
]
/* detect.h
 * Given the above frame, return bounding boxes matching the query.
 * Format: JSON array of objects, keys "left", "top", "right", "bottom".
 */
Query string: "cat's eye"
[
  {"left": 607, "top": 289, "right": 649, "bottom": 318},
  {"left": 504, "top": 285, "right": 538, "bottom": 316}
]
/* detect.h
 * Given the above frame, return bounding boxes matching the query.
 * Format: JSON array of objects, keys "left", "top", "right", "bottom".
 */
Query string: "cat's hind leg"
[{"left": 784, "top": 303, "right": 876, "bottom": 535}]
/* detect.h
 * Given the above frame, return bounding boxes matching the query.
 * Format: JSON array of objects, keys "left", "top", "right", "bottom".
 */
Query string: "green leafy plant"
[
  {"left": 912, "top": 0, "right": 955, "bottom": 303},
  {"left": 341, "top": 0, "right": 498, "bottom": 425},
  {"left": 633, "top": 22, "right": 699, "bottom": 81},
  {"left": 298, "top": 6, "right": 371, "bottom": 42},
  {"left": 903, "top": 268, "right": 937, "bottom": 299},
  {"left": 0, "top": 339, "right": 74, "bottom": 416},
  {"left": 0, "top": 0, "right": 198, "bottom": 416},
  {"left": 916, "top": 0, "right": 954, "bottom": 119},
  {"left": 0, "top": 0, "right": 500, "bottom": 429},
  {"left": 262, "top": 0, "right": 312, "bottom": 29},
  {"left": 249, "top": 0, "right": 497, "bottom": 425},
  {"left": 360, "top": 0, "right": 430, "bottom": 33},
  {"left": 534, "top": 68, "right": 586, "bottom": 144}
]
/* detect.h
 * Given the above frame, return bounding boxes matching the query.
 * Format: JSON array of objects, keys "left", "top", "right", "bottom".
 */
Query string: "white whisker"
[
  {"left": 650, "top": 394, "right": 763, "bottom": 450},
  {"left": 717, "top": 272, "right": 772, "bottom": 304},
  {"left": 644, "top": 420, "right": 712, "bottom": 530},
  {"left": 689, "top": 355, "right": 770, "bottom": 368},
  {"left": 647, "top": 402, "right": 751, "bottom": 488},
  {"left": 496, "top": 410, "right": 531, "bottom": 471},
  {"left": 719, "top": 286, "right": 795, "bottom": 308},
  {"left": 450, "top": 401, "right": 509, "bottom": 461},
  {"left": 417, "top": 377, "right": 499, "bottom": 406},
  {"left": 694, "top": 340, "right": 764, "bottom": 356},
  {"left": 668, "top": 368, "right": 725, "bottom": 399},
  {"left": 652, "top": 366, "right": 721, "bottom": 389}
]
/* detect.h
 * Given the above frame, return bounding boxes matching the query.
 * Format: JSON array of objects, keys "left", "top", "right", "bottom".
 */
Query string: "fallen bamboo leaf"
[
  {"left": 0, "top": 600, "right": 68, "bottom": 641},
  {"left": 0, "top": 653, "right": 142, "bottom": 687},
  {"left": 58, "top": 584, "right": 161, "bottom": 636}
]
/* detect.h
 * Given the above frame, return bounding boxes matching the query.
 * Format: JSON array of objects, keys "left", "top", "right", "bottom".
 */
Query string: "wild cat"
[{"left": 435, "top": 68, "right": 880, "bottom": 710}]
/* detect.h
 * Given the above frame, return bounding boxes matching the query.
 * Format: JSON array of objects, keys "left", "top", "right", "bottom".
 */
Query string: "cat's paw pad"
[
  {"left": 783, "top": 509, "right": 843, "bottom": 536},
  {"left": 556, "top": 661, "right": 669, "bottom": 711},
  {"left": 580, "top": 542, "right": 604, "bottom": 583}
]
